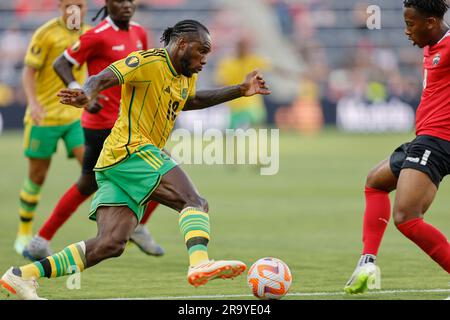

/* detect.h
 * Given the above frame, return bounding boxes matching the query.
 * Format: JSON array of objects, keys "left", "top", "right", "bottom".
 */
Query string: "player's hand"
[
  {"left": 57, "top": 89, "right": 90, "bottom": 108},
  {"left": 240, "top": 70, "right": 271, "bottom": 97},
  {"left": 85, "top": 94, "right": 109, "bottom": 114},
  {"left": 29, "top": 101, "right": 45, "bottom": 125}
]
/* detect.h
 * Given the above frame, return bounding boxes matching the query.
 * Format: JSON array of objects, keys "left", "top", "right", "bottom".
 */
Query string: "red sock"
[
  {"left": 140, "top": 201, "right": 159, "bottom": 225},
  {"left": 38, "top": 184, "right": 89, "bottom": 241},
  {"left": 397, "top": 218, "right": 450, "bottom": 273},
  {"left": 362, "top": 186, "right": 391, "bottom": 255}
]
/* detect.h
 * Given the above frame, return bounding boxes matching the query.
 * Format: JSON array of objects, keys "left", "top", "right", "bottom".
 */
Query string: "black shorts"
[
  {"left": 82, "top": 128, "right": 111, "bottom": 174},
  {"left": 389, "top": 135, "right": 450, "bottom": 187}
]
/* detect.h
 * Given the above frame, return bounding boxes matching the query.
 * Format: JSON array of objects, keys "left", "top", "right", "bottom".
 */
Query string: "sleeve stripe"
[
  {"left": 108, "top": 66, "right": 123, "bottom": 84},
  {"left": 112, "top": 64, "right": 125, "bottom": 84},
  {"left": 121, "top": 59, "right": 162, "bottom": 77},
  {"left": 63, "top": 50, "right": 81, "bottom": 67},
  {"left": 108, "top": 65, "right": 124, "bottom": 84}
]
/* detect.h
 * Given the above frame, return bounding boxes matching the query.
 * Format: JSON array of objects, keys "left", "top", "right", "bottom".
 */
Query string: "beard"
[{"left": 180, "top": 51, "right": 194, "bottom": 77}]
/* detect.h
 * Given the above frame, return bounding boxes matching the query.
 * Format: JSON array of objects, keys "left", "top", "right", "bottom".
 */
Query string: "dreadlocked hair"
[
  {"left": 160, "top": 20, "right": 209, "bottom": 46},
  {"left": 403, "top": 0, "right": 449, "bottom": 18},
  {"left": 92, "top": 5, "right": 108, "bottom": 22}
]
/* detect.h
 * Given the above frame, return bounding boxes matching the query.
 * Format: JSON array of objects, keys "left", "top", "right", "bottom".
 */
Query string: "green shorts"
[
  {"left": 89, "top": 144, "right": 177, "bottom": 222},
  {"left": 23, "top": 120, "right": 84, "bottom": 159},
  {"left": 230, "top": 106, "right": 266, "bottom": 129}
]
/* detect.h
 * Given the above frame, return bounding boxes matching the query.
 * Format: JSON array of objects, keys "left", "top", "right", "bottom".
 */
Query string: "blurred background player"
[
  {"left": 215, "top": 35, "right": 270, "bottom": 130},
  {"left": 214, "top": 33, "right": 299, "bottom": 131},
  {"left": 345, "top": 0, "right": 450, "bottom": 294},
  {"left": 0, "top": 20, "right": 270, "bottom": 299},
  {"left": 23, "top": 0, "right": 164, "bottom": 261},
  {"left": 14, "top": 0, "right": 90, "bottom": 256}
]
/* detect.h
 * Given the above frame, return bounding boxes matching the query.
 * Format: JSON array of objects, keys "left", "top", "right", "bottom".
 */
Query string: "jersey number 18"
[{"left": 166, "top": 100, "right": 180, "bottom": 121}]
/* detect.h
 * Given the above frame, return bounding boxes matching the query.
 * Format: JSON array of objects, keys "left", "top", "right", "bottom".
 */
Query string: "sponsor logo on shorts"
[
  {"left": 160, "top": 152, "right": 170, "bottom": 161},
  {"left": 420, "top": 150, "right": 431, "bottom": 165},
  {"left": 406, "top": 157, "right": 420, "bottom": 163}
]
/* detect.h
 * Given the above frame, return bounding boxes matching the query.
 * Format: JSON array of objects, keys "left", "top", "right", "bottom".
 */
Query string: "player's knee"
[
  {"left": 29, "top": 170, "right": 46, "bottom": 186},
  {"left": 184, "top": 195, "right": 209, "bottom": 213},
  {"left": 97, "top": 236, "right": 127, "bottom": 258},
  {"left": 393, "top": 210, "right": 407, "bottom": 226},
  {"left": 365, "top": 168, "right": 381, "bottom": 188},
  {"left": 365, "top": 167, "right": 392, "bottom": 191},
  {"left": 393, "top": 206, "right": 420, "bottom": 227}
]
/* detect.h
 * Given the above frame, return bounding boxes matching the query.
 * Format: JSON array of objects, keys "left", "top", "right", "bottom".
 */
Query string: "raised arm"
[
  {"left": 58, "top": 67, "right": 119, "bottom": 108},
  {"left": 184, "top": 70, "right": 271, "bottom": 111}
]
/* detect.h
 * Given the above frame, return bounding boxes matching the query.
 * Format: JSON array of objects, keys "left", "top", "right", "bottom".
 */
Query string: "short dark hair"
[
  {"left": 403, "top": 0, "right": 449, "bottom": 18},
  {"left": 160, "top": 20, "right": 209, "bottom": 46}
]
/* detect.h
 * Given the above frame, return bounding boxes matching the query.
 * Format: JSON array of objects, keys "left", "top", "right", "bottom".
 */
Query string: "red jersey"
[
  {"left": 416, "top": 30, "right": 450, "bottom": 141},
  {"left": 64, "top": 16, "right": 148, "bottom": 129}
]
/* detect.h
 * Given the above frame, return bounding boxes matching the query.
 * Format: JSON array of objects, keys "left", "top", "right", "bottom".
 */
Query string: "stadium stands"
[{"left": 1, "top": 0, "right": 448, "bottom": 129}]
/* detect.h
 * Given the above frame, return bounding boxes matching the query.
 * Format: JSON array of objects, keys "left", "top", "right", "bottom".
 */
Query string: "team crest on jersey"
[
  {"left": 31, "top": 45, "right": 41, "bottom": 55},
  {"left": 125, "top": 56, "right": 140, "bottom": 68},
  {"left": 71, "top": 41, "right": 80, "bottom": 52},
  {"left": 433, "top": 53, "right": 441, "bottom": 65},
  {"left": 182, "top": 88, "right": 188, "bottom": 99},
  {"left": 136, "top": 40, "right": 143, "bottom": 50}
]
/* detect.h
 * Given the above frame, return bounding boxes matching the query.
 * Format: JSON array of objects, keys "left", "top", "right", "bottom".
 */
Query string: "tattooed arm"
[
  {"left": 57, "top": 67, "right": 118, "bottom": 108},
  {"left": 184, "top": 70, "right": 271, "bottom": 111}
]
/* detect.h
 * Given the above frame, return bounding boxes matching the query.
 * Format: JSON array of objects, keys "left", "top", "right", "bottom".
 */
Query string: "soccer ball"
[{"left": 247, "top": 257, "right": 292, "bottom": 300}]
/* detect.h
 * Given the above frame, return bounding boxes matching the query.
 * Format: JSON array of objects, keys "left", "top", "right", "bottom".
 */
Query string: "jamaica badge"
[{"left": 182, "top": 88, "right": 188, "bottom": 99}]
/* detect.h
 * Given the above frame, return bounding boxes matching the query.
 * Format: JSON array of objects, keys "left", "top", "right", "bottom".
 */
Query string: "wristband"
[{"left": 68, "top": 81, "right": 82, "bottom": 89}]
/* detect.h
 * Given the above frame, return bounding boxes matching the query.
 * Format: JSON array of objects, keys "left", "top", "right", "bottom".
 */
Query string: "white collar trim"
[
  {"left": 105, "top": 16, "right": 119, "bottom": 31},
  {"left": 437, "top": 29, "right": 450, "bottom": 44}
]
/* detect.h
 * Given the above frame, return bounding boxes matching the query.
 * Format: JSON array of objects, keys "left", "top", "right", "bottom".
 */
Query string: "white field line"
[{"left": 107, "top": 288, "right": 450, "bottom": 300}]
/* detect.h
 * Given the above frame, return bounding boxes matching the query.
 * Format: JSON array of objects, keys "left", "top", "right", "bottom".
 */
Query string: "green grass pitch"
[{"left": 0, "top": 130, "right": 448, "bottom": 300}]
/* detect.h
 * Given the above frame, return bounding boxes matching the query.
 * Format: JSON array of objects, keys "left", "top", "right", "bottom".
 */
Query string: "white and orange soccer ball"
[{"left": 247, "top": 257, "right": 292, "bottom": 300}]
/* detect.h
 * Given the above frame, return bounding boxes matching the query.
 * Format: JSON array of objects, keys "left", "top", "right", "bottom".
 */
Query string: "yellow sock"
[
  {"left": 19, "top": 264, "right": 41, "bottom": 280},
  {"left": 189, "top": 250, "right": 209, "bottom": 266},
  {"left": 18, "top": 178, "right": 41, "bottom": 235},
  {"left": 20, "top": 241, "right": 86, "bottom": 280},
  {"left": 179, "top": 207, "right": 210, "bottom": 266},
  {"left": 18, "top": 221, "right": 33, "bottom": 236}
]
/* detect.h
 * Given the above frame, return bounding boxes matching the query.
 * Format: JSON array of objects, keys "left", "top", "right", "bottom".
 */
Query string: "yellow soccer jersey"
[
  {"left": 24, "top": 18, "right": 90, "bottom": 126},
  {"left": 215, "top": 54, "right": 269, "bottom": 110},
  {"left": 95, "top": 48, "right": 197, "bottom": 170}
]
